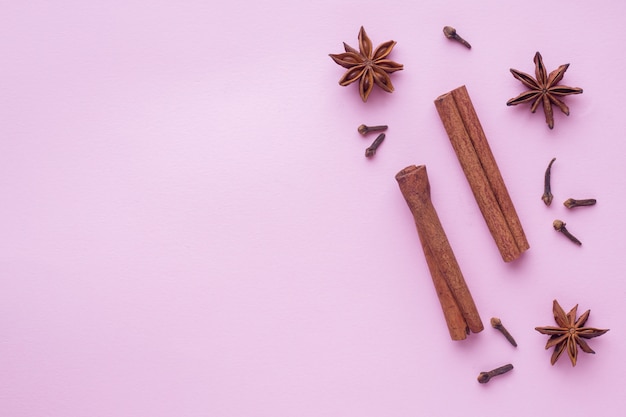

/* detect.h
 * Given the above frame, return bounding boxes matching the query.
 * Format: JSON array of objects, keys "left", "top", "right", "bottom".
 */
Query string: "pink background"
[{"left": 1, "top": 1, "right": 626, "bottom": 416}]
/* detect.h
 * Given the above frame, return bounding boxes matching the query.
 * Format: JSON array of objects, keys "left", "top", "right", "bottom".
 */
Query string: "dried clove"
[
  {"left": 553, "top": 219, "right": 582, "bottom": 246},
  {"left": 542, "top": 157, "right": 556, "bottom": 206},
  {"left": 358, "top": 124, "right": 388, "bottom": 135},
  {"left": 490, "top": 317, "right": 517, "bottom": 347},
  {"left": 563, "top": 198, "right": 597, "bottom": 209},
  {"left": 365, "top": 133, "right": 385, "bottom": 158},
  {"left": 477, "top": 364, "right": 514, "bottom": 384},
  {"left": 443, "top": 26, "right": 471, "bottom": 49}
]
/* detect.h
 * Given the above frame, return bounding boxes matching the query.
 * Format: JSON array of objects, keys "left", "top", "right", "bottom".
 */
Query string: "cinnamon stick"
[
  {"left": 396, "top": 165, "right": 483, "bottom": 340},
  {"left": 434, "top": 85, "right": 529, "bottom": 262}
]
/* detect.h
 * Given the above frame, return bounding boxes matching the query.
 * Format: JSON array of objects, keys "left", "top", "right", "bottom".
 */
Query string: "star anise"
[
  {"left": 535, "top": 299, "right": 609, "bottom": 366},
  {"left": 507, "top": 52, "right": 583, "bottom": 129},
  {"left": 329, "top": 26, "right": 403, "bottom": 102}
]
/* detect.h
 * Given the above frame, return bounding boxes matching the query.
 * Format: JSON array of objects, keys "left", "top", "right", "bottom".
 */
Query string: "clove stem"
[
  {"left": 553, "top": 219, "right": 582, "bottom": 246},
  {"left": 477, "top": 364, "right": 514, "bottom": 384},
  {"left": 443, "top": 26, "right": 471, "bottom": 49},
  {"left": 564, "top": 198, "right": 596, "bottom": 209},
  {"left": 542, "top": 157, "right": 556, "bottom": 206},
  {"left": 365, "top": 133, "right": 385, "bottom": 158},
  {"left": 358, "top": 124, "right": 388, "bottom": 135},
  {"left": 490, "top": 317, "right": 517, "bottom": 347}
]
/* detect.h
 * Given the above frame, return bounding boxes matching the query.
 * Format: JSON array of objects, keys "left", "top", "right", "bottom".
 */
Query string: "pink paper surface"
[{"left": 1, "top": 1, "right": 625, "bottom": 416}]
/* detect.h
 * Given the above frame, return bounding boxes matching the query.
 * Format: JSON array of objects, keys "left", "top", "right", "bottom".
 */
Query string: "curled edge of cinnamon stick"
[
  {"left": 434, "top": 86, "right": 529, "bottom": 262},
  {"left": 396, "top": 164, "right": 483, "bottom": 340}
]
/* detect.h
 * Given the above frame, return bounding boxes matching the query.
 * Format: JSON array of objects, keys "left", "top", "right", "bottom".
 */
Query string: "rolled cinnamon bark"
[
  {"left": 396, "top": 165, "right": 483, "bottom": 340},
  {"left": 434, "top": 85, "right": 529, "bottom": 262}
]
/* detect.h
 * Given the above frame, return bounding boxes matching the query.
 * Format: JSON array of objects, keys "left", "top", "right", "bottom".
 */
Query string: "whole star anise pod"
[
  {"left": 535, "top": 299, "right": 609, "bottom": 366},
  {"left": 329, "top": 26, "right": 403, "bottom": 102},
  {"left": 507, "top": 52, "right": 583, "bottom": 129}
]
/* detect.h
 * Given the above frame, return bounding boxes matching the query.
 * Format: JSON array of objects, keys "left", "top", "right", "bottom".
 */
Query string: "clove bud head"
[
  {"left": 490, "top": 317, "right": 502, "bottom": 327},
  {"left": 443, "top": 26, "right": 457, "bottom": 38}
]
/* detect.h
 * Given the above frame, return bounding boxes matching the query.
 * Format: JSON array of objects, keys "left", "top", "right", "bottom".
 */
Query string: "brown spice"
[
  {"left": 443, "top": 26, "right": 471, "bottom": 49},
  {"left": 553, "top": 219, "right": 582, "bottom": 246},
  {"left": 477, "top": 364, "right": 513, "bottom": 383},
  {"left": 434, "top": 85, "right": 529, "bottom": 262},
  {"left": 542, "top": 157, "right": 556, "bottom": 206},
  {"left": 396, "top": 165, "right": 483, "bottom": 340},
  {"left": 563, "top": 198, "right": 596, "bottom": 208},
  {"left": 357, "top": 124, "right": 388, "bottom": 135},
  {"left": 507, "top": 52, "right": 583, "bottom": 129},
  {"left": 535, "top": 300, "right": 609, "bottom": 366},
  {"left": 329, "top": 27, "right": 403, "bottom": 102},
  {"left": 490, "top": 317, "right": 517, "bottom": 347},
  {"left": 365, "top": 133, "right": 385, "bottom": 157}
]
